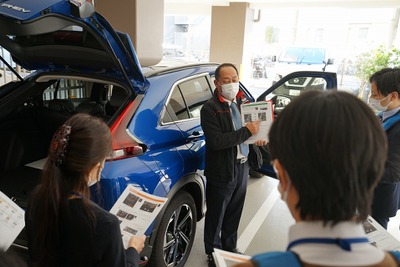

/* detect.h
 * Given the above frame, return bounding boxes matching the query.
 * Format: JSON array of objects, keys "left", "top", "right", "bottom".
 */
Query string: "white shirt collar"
[
  {"left": 382, "top": 106, "right": 400, "bottom": 121},
  {"left": 288, "top": 221, "right": 384, "bottom": 266}
]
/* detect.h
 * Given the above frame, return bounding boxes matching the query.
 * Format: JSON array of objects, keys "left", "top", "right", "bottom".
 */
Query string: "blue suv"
[{"left": 0, "top": 1, "right": 337, "bottom": 266}]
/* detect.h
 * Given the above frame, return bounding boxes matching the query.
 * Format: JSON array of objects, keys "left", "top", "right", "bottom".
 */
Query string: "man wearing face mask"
[
  {"left": 369, "top": 68, "right": 400, "bottom": 229},
  {"left": 201, "top": 63, "right": 266, "bottom": 267}
]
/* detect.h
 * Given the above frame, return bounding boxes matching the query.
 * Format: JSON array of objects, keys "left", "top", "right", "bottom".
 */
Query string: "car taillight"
[
  {"left": 109, "top": 100, "right": 145, "bottom": 161},
  {"left": 110, "top": 146, "right": 143, "bottom": 160}
]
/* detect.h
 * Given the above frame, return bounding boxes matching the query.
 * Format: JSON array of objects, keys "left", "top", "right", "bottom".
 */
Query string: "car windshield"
[{"left": 278, "top": 47, "right": 326, "bottom": 64}]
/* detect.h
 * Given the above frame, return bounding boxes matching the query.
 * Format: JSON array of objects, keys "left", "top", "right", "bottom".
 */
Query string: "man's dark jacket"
[
  {"left": 200, "top": 90, "right": 251, "bottom": 182},
  {"left": 381, "top": 111, "right": 400, "bottom": 184},
  {"left": 372, "top": 110, "right": 400, "bottom": 220}
]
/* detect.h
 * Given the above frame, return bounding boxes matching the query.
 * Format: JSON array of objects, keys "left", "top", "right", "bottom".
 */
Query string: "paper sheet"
[
  {"left": 240, "top": 101, "right": 274, "bottom": 144},
  {"left": 0, "top": 191, "right": 25, "bottom": 250},
  {"left": 363, "top": 215, "right": 400, "bottom": 251},
  {"left": 109, "top": 185, "right": 167, "bottom": 248},
  {"left": 213, "top": 248, "right": 251, "bottom": 267}
]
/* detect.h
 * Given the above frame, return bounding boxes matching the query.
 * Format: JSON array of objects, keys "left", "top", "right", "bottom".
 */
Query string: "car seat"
[
  {"left": 48, "top": 99, "right": 75, "bottom": 113},
  {"left": 105, "top": 86, "right": 127, "bottom": 116},
  {"left": 76, "top": 102, "right": 105, "bottom": 117}
]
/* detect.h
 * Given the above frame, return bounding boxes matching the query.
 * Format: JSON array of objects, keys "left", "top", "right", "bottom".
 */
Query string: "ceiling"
[{"left": 164, "top": 0, "right": 400, "bottom": 15}]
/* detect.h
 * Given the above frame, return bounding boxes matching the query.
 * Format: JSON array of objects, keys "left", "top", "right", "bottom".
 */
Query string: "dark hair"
[
  {"left": 369, "top": 67, "right": 400, "bottom": 96},
  {"left": 215, "top": 63, "right": 238, "bottom": 81},
  {"left": 268, "top": 90, "right": 387, "bottom": 224},
  {"left": 31, "top": 113, "right": 112, "bottom": 265}
]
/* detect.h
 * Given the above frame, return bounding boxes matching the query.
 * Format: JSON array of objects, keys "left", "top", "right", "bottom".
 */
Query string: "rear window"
[{"left": 41, "top": 79, "right": 126, "bottom": 118}]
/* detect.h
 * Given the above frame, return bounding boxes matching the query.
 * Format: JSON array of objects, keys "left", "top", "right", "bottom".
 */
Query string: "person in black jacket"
[
  {"left": 201, "top": 63, "right": 267, "bottom": 267},
  {"left": 369, "top": 68, "right": 400, "bottom": 229},
  {"left": 25, "top": 113, "right": 145, "bottom": 267}
]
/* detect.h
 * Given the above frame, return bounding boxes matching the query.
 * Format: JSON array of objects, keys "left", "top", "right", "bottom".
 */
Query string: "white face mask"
[
  {"left": 88, "top": 162, "right": 103, "bottom": 187},
  {"left": 369, "top": 94, "right": 391, "bottom": 112},
  {"left": 274, "top": 163, "right": 291, "bottom": 203},
  {"left": 88, "top": 179, "right": 97, "bottom": 187},
  {"left": 220, "top": 82, "right": 239, "bottom": 100}
]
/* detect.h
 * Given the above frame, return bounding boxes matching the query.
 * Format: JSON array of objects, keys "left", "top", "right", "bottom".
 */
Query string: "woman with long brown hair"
[{"left": 25, "top": 113, "right": 145, "bottom": 267}]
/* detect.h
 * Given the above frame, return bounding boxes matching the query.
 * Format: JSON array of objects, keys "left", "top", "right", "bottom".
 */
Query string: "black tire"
[{"left": 149, "top": 191, "right": 197, "bottom": 267}]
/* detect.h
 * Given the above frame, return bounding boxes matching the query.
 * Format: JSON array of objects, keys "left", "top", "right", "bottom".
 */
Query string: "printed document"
[
  {"left": 0, "top": 191, "right": 25, "bottom": 250},
  {"left": 362, "top": 215, "right": 400, "bottom": 251},
  {"left": 213, "top": 248, "right": 251, "bottom": 267},
  {"left": 240, "top": 101, "right": 274, "bottom": 144},
  {"left": 109, "top": 184, "right": 167, "bottom": 248}
]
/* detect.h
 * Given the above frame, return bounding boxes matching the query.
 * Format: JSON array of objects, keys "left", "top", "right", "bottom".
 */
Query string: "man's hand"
[
  {"left": 245, "top": 120, "right": 261, "bottom": 135},
  {"left": 254, "top": 139, "right": 267, "bottom": 146}
]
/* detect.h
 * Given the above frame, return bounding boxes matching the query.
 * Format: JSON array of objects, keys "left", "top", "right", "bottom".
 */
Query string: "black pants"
[
  {"left": 204, "top": 161, "right": 249, "bottom": 254},
  {"left": 371, "top": 182, "right": 400, "bottom": 229}
]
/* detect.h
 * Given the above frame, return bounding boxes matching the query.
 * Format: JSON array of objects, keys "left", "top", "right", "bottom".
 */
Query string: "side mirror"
[
  {"left": 274, "top": 95, "right": 291, "bottom": 114},
  {"left": 271, "top": 55, "right": 276, "bottom": 62},
  {"left": 327, "top": 58, "right": 334, "bottom": 64}
]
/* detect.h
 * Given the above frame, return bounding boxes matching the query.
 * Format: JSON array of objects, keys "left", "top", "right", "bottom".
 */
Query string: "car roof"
[{"left": 143, "top": 61, "right": 219, "bottom": 78}]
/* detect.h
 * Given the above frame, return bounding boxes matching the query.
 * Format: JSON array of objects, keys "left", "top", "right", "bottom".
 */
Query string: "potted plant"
[{"left": 355, "top": 45, "right": 400, "bottom": 101}]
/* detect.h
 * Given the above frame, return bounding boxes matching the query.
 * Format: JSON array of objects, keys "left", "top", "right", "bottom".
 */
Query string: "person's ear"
[
  {"left": 391, "top": 91, "right": 399, "bottom": 100},
  {"left": 87, "top": 162, "right": 101, "bottom": 178},
  {"left": 214, "top": 79, "right": 220, "bottom": 91},
  {"left": 274, "top": 160, "right": 290, "bottom": 191}
]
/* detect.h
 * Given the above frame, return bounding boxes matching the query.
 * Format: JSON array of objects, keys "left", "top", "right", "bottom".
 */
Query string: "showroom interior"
[
  {"left": 1, "top": 1, "right": 400, "bottom": 267},
  {"left": 93, "top": 1, "right": 400, "bottom": 267}
]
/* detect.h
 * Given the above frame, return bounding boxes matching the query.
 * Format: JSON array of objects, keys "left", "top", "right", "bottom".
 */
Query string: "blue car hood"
[{"left": 0, "top": 0, "right": 148, "bottom": 91}]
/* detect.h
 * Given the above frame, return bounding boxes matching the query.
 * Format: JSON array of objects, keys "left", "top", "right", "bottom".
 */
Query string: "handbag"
[{"left": 248, "top": 144, "right": 263, "bottom": 169}]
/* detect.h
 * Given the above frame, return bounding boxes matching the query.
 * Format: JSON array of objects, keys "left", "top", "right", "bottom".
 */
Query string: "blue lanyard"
[{"left": 287, "top": 237, "right": 369, "bottom": 251}]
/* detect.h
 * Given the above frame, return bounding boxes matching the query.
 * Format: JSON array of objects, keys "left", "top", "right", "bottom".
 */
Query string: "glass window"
[
  {"left": 274, "top": 76, "right": 328, "bottom": 97},
  {"left": 179, "top": 78, "right": 212, "bottom": 119},
  {"left": 162, "top": 76, "right": 212, "bottom": 123},
  {"left": 41, "top": 80, "right": 112, "bottom": 116},
  {"left": 43, "top": 79, "right": 91, "bottom": 101}
]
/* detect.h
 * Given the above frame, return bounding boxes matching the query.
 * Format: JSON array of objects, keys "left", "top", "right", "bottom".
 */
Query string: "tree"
[{"left": 355, "top": 46, "right": 400, "bottom": 101}]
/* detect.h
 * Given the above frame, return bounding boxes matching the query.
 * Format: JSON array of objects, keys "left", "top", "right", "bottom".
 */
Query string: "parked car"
[
  {"left": 0, "top": 1, "right": 337, "bottom": 266},
  {"left": 271, "top": 46, "right": 337, "bottom": 90}
]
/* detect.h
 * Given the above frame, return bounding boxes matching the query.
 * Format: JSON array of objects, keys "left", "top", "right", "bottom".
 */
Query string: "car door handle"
[{"left": 188, "top": 131, "right": 204, "bottom": 139}]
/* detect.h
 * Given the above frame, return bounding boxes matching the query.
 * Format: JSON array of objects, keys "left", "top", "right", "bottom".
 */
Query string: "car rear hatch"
[{"left": 0, "top": 0, "right": 148, "bottom": 92}]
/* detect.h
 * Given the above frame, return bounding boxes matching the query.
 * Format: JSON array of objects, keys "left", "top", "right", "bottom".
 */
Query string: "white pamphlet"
[
  {"left": 213, "top": 248, "right": 251, "bottom": 267},
  {"left": 363, "top": 215, "right": 400, "bottom": 251},
  {"left": 109, "top": 184, "right": 167, "bottom": 249},
  {"left": 240, "top": 101, "right": 274, "bottom": 144},
  {"left": 0, "top": 191, "right": 25, "bottom": 250}
]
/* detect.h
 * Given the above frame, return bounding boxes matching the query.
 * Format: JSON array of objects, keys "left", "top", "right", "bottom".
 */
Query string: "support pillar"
[
  {"left": 209, "top": 3, "right": 254, "bottom": 79},
  {"left": 95, "top": 0, "right": 164, "bottom": 66}
]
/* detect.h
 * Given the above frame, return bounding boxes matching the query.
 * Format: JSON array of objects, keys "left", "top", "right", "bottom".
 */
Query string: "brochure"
[
  {"left": 109, "top": 184, "right": 167, "bottom": 248},
  {"left": 213, "top": 248, "right": 251, "bottom": 267},
  {"left": 362, "top": 215, "right": 400, "bottom": 251},
  {"left": 240, "top": 101, "right": 274, "bottom": 144},
  {"left": 0, "top": 191, "right": 25, "bottom": 250}
]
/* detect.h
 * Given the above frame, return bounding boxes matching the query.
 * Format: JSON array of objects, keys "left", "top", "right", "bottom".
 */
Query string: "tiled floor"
[{"left": 186, "top": 175, "right": 400, "bottom": 267}]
